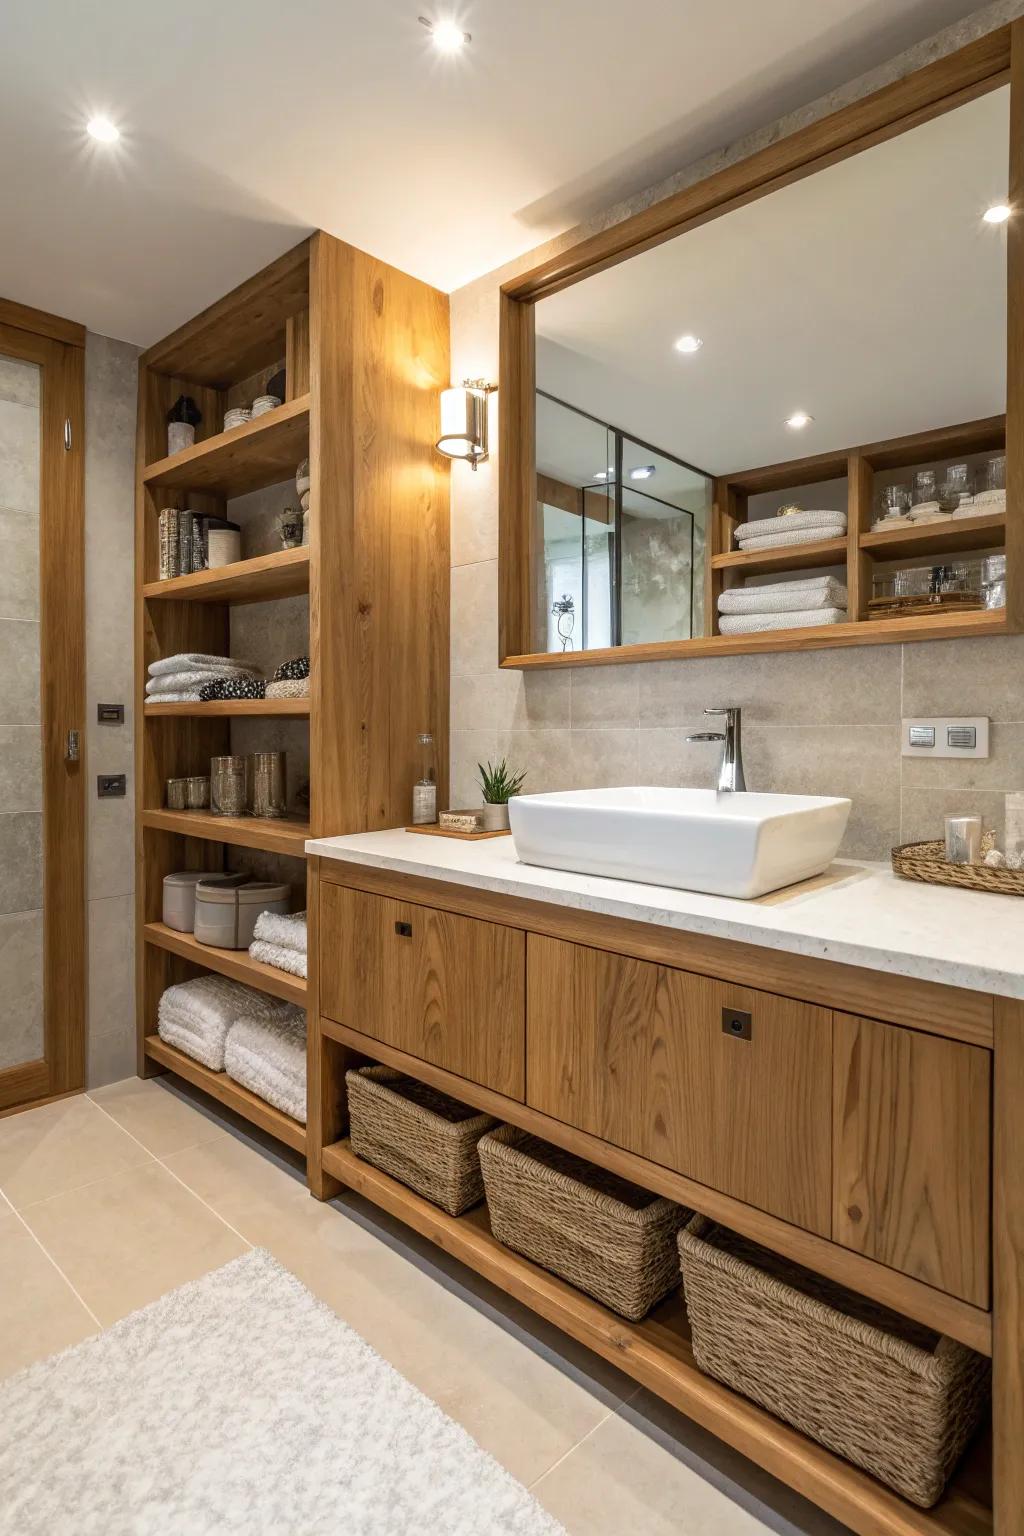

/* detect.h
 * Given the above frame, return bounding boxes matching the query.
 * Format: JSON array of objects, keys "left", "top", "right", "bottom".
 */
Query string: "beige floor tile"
[
  {"left": 165, "top": 1134, "right": 631, "bottom": 1485},
  {"left": 0, "top": 1212, "right": 96, "bottom": 1378},
  {"left": 0, "top": 1093, "right": 152, "bottom": 1210},
  {"left": 21, "top": 1161, "right": 247, "bottom": 1325},
  {"left": 89, "top": 1076, "right": 228, "bottom": 1158},
  {"left": 533, "top": 1393, "right": 845, "bottom": 1536}
]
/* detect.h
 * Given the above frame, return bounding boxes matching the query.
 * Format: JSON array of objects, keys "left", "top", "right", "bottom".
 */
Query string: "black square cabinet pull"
[
  {"left": 722, "top": 1007, "right": 752, "bottom": 1041},
  {"left": 394, "top": 920, "right": 413, "bottom": 938}
]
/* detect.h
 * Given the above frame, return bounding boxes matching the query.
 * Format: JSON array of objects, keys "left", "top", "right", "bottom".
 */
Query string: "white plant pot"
[
  {"left": 167, "top": 421, "right": 195, "bottom": 456},
  {"left": 482, "top": 802, "right": 510, "bottom": 832}
]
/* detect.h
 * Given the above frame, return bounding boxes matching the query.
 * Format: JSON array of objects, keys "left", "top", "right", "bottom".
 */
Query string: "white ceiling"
[
  {"left": 537, "top": 85, "right": 1009, "bottom": 476},
  {"left": 0, "top": 0, "right": 988, "bottom": 345}
]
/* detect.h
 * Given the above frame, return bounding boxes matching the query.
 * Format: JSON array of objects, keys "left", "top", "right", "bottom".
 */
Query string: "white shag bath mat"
[{"left": 0, "top": 1250, "right": 567, "bottom": 1536}]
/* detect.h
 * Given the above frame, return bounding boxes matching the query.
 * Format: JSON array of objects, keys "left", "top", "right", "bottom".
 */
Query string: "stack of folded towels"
[
  {"left": 157, "top": 975, "right": 307, "bottom": 1124},
  {"left": 871, "top": 486, "right": 1007, "bottom": 532},
  {"left": 249, "top": 909, "right": 307, "bottom": 979},
  {"left": 718, "top": 575, "right": 848, "bottom": 634},
  {"left": 732, "top": 508, "right": 846, "bottom": 552},
  {"left": 146, "top": 653, "right": 262, "bottom": 704}
]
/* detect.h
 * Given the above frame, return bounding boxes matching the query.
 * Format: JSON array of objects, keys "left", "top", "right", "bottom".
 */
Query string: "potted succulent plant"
[
  {"left": 477, "top": 758, "right": 527, "bottom": 832},
  {"left": 166, "top": 395, "right": 202, "bottom": 456}
]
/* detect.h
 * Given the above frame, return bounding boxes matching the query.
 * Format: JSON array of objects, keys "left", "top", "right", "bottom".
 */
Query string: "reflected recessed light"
[
  {"left": 86, "top": 115, "right": 120, "bottom": 143},
  {"left": 674, "top": 334, "right": 703, "bottom": 354},
  {"left": 419, "top": 15, "right": 471, "bottom": 50},
  {"left": 630, "top": 465, "right": 656, "bottom": 480},
  {"left": 785, "top": 411, "right": 813, "bottom": 430},
  {"left": 984, "top": 203, "right": 1011, "bottom": 224}
]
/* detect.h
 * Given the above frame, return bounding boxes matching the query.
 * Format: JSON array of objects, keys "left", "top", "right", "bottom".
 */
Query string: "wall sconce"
[{"left": 436, "top": 379, "right": 495, "bottom": 470}]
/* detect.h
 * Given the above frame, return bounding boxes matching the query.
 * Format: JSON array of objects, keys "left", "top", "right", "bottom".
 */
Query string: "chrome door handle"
[{"left": 65, "top": 730, "right": 80, "bottom": 763}]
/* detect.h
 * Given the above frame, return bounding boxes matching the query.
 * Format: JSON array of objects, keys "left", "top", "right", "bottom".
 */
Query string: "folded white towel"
[
  {"left": 149, "top": 654, "right": 257, "bottom": 678},
  {"left": 157, "top": 975, "right": 295, "bottom": 1071},
  {"left": 718, "top": 607, "right": 847, "bottom": 635},
  {"left": 249, "top": 939, "right": 308, "bottom": 980},
  {"left": 719, "top": 579, "right": 847, "bottom": 616},
  {"left": 252, "top": 909, "right": 307, "bottom": 955},
  {"left": 225, "top": 1008, "right": 307, "bottom": 1124},
  {"left": 735, "top": 509, "right": 846, "bottom": 542},
  {"left": 970, "top": 487, "right": 1007, "bottom": 507},
  {"left": 954, "top": 489, "right": 1006, "bottom": 518},
  {"left": 733, "top": 526, "right": 848, "bottom": 552},
  {"left": 144, "top": 691, "right": 204, "bottom": 703},
  {"left": 146, "top": 667, "right": 259, "bottom": 696}
]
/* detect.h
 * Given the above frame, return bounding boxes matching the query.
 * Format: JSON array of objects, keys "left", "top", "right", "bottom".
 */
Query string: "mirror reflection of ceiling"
[
  {"left": 535, "top": 401, "right": 711, "bottom": 516},
  {"left": 535, "top": 86, "right": 1008, "bottom": 478}
]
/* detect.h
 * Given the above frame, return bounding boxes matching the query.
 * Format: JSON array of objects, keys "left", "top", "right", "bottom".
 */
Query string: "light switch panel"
[{"left": 902, "top": 717, "right": 989, "bottom": 759}]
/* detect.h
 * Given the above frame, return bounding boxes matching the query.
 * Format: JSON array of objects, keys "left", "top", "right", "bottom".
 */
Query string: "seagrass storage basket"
[
  {"left": 346, "top": 1066, "right": 497, "bottom": 1216},
  {"left": 478, "top": 1124, "right": 689, "bottom": 1321},
  {"left": 677, "top": 1214, "right": 990, "bottom": 1507}
]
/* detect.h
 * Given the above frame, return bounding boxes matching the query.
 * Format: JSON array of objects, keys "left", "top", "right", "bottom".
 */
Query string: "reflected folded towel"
[
  {"left": 733, "top": 525, "right": 847, "bottom": 551},
  {"left": 736, "top": 509, "right": 846, "bottom": 542},
  {"left": 718, "top": 607, "right": 847, "bottom": 635},
  {"left": 954, "top": 489, "right": 1006, "bottom": 518},
  {"left": 157, "top": 975, "right": 295, "bottom": 1071},
  {"left": 253, "top": 909, "right": 307, "bottom": 955},
  {"left": 718, "top": 578, "right": 847, "bottom": 615},
  {"left": 149, "top": 654, "right": 258, "bottom": 677},
  {"left": 224, "top": 1008, "right": 307, "bottom": 1124}
]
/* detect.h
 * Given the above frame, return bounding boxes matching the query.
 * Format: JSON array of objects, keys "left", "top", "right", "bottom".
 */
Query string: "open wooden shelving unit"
[
  {"left": 134, "top": 233, "right": 450, "bottom": 1156},
  {"left": 321, "top": 1130, "right": 990, "bottom": 1536}
]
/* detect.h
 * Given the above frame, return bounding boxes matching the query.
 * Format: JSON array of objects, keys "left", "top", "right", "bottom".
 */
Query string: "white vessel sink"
[{"left": 508, "top": 786, "right": 851, "bottom": 900}]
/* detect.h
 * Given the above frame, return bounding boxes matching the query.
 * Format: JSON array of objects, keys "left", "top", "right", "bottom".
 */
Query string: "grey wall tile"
[
  {"left": 901, "top": 633, "right": 1024, "bottom": 722},
  {"left": 88, "top": 785, "right": 134, "bottom": 901},
  {"left": 451, "top": 561, "right": 498, "bottom": 676},
  {"left": 0, "top": 355, "right": 40, "bottom": 409},
  {"left": 637, "top": 727, "right": 723, "bottom": 790},
  {"left": 496, "top": 727, "right": 639, "bottom": 794},
  {"left": 231, "top": 594, "right": 309, "bottom": 679},
  {"left": 0, "top": 397, "right": 40, "bottom": 513},
  {"left": 0, "top": 727, "right": 42, "bottom": 812},
  {"left": 87, "top": 895, "right": 135, "bottom": 1088},
  {"left": 743, "top": 726, "right": 901, "bottom": 860},
  {"left": 451, "top": 668, "right": 570, "bottom": 732},
  {"left": 0, "top": 619, "right": 40, "bottom": 726},
  {"left": 0, "top": 508, "right": 40, "bottom": 621},
  {"left": 450, "top": 729, "right": 499, "bottom": 807},
  {"left": 0, "top": 813, "right": 42, "bottom": 913},
  {"left": 572, "top": 665, "right": 640, "bottom": 729},
  {"left": 901, "top": 786, "right": 1010, "bottom": 846},
  {"left": 0, "top": 910, "right": 43, "bottom": 1070}
]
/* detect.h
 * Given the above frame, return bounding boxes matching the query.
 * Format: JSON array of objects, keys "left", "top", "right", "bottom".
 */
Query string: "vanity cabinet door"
[
  {"left": 319, "top": 883, "right": 525, "bottom": 1099},
  {"left": 526, "top": 935, "right": 832, "bottom": 1235},
  {"left": 832, "top": 1013, "right": 990, "bottom": 1307}
]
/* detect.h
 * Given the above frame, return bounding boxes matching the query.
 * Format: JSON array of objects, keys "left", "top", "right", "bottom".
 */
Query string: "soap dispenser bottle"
[{"left": 412, "top": 732, "right": 437, "bottom": 826}]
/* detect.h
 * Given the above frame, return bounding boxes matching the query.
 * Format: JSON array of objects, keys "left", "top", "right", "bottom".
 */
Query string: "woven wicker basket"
[
  {"left": 678, "top": 1215, "right": 990, "bottom": 1507},
  {"left": 479, "top": 1125, "right": 689, "bottom": 1321},
  {"left": 892, "top": 834, "right": 1024, "bottom": 896},
  {"left": 347, "top": 1067, "right": 497, "bottom": 1216}
]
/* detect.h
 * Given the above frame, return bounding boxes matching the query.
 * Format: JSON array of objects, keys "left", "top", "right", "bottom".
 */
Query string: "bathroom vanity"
[{"left": 306, "top": 829, "right": 1023, "bottom": 1536}]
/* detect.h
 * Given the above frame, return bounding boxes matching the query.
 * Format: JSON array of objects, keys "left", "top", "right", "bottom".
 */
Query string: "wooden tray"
[{"left": 405, "top": 824, "right": 511, "bottom": 841}]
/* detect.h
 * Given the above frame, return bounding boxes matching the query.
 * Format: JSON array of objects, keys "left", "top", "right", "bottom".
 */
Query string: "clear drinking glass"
[
  {"left": 249, "top": 752, "right": 287, "bottom": 819},
  {"left": 210, "top": 756, "right": 247, "bottom": 817}
]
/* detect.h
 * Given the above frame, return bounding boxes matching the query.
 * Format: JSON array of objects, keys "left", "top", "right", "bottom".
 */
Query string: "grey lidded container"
[
  {"left": 161, "top": 870, "right": 244, "bottom": 933},
  {"left": 193, "top": 879, "right": 289, "bottom": 950}
]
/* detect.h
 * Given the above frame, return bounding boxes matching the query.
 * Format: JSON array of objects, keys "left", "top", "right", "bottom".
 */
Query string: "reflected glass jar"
[
  {"left": 250, "top": 752, "right": 287, "bottom": 819},
  {"left": 210, "top": 756, "right": 247, "bottom": 817}
]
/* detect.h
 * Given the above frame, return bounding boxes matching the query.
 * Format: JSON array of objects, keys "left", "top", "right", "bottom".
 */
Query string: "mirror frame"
[{"left": 498, "top": 23, "right": 1022, "bottom": 669}]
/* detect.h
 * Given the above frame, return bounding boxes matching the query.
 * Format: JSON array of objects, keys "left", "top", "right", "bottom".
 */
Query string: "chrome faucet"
[{"left": 687, "top": 707, "right": 747, "bottom": 793}]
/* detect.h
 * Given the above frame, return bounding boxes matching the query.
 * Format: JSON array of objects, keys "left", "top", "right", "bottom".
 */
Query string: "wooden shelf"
[
  {"left": 322, "top": 1138, "right": 989, "bottom": 1536},
  {"left": 145, "top": 1035, "right": 305, "bottom": 1152},
  {"left": 144, "top": 697, "right": 310, "bottom": 718},
  {"left": 141, "top": 808, "right": 310, "bottom": 858},
  {"left": 711, "top": 536, "right": 848, "bottom": 574},
  {"left": 142, "top": 394, "right": 310, "bottom": 497},
  {"left": 143, "top": 922, "right": 306, "bottom": 1007},
  {"left": 143, "top": 546, "right": 309, "bottom": 605},
  {"left": 860, "top": 514, "right": 1006, "bottom": 560}
]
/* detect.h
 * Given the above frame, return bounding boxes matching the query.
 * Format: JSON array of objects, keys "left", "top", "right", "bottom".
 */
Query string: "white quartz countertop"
[{"left": 306, "top": 828, "right": 1024, "bottom": 999}]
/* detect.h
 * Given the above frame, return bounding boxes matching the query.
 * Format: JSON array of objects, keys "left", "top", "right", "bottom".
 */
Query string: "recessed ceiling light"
[
  {"left": 419, "top": 15, "right": 471, "bottom": 51},
  {"left": 674, "top": 334, "right": 703, "bottom": 354},
  {"left": 785, "top": 411, "right": 813, "bottom": 430},
  {"left": 630, "top": 465, "right": 656, "bottom": 481},
  {"left": 983, "top": 203, "right": 1011, "bottom": 224},
  {"left": 86, "top": 115, "right": 120, "bottom": 143}
]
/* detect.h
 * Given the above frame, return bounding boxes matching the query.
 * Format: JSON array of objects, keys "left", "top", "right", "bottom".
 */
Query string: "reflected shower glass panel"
[
  {"left": 620, "top": 440, "right": 711, "bottom": 644},
  {"left": 537, "top": 393, "right": 614, "bottom": 652}
]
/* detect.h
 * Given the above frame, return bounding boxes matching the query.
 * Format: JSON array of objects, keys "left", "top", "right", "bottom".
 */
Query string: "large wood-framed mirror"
[{"left": 498, "top": 24, "right": 1022, "bottom": 668}]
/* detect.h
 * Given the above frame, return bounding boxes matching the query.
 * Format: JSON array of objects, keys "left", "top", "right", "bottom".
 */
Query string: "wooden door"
[
  {"left": 0, "top": 305, "right": 86, "bottom": 1111},
  {"left": 526, "top": 935, "right": 832, "bottom": 1234},
  {"left": 833, "top": 1012, "right": 991, "bottom": 1306},
  {"left": 319, "top": 882, "right": 525, "bottom": 1098}
]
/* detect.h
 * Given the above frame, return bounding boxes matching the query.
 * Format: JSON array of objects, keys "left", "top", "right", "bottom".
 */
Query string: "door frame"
[{"left": 0, "top": 299, "right": 86, "bottom": 1110}]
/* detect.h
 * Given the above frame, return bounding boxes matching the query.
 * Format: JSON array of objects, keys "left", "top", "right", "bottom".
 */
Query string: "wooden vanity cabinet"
[
  {"left": 318, "top": 883, "right": 525, "bottom": 1098},
  {"left": 832, "top": 1011, "right": 991, "bottom": 1307},
  {"left": 526, "top": 935, "right": 833, "bottom": 1235}
]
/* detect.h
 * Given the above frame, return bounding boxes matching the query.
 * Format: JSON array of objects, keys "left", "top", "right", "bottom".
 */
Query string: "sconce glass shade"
[{"left": 437, "top": 386, "right": 488, "bottom": 465}]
